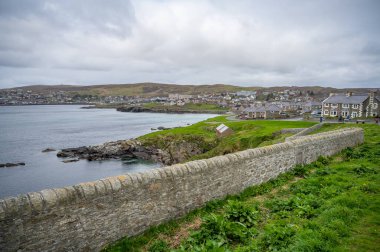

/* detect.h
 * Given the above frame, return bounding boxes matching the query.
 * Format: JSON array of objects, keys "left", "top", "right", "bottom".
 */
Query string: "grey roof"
[
  {"left": 304, "top": 101, "right": 322, "bottom": 106},
  {"left": 243, "top": 104, "right": 281, "bottom": 113},
  {"left": 375, "top": 96, "right": 380, "bottom": 102},
  {"left": 323, "top": 94, "right": 368, "bottom": 104}
]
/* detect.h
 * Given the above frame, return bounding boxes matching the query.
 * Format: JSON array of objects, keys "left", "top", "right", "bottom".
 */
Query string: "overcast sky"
[{"left": 0, "top": 0, "right": 379, "bottom": 88}]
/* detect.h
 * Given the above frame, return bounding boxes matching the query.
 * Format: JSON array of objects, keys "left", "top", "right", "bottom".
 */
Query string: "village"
[{"left": 1, "top": 87, "right": 379, "bottom": 119}]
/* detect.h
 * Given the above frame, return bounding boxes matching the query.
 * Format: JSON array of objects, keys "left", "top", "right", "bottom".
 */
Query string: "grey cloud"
[{"left": 0, "top": 0, "right": 379, "bottom": 88}]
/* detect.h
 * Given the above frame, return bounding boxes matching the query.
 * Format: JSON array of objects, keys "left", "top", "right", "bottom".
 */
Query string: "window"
[
  {"left": 342, "top": 104, "right": 349, "bottom": 108},
  {"left": 324, "top": 110, "right": 329, "bottom": 115},
  {"left": 342, "top": 111, "right": 349, "bottom": 116},
  {"left": 324, "top": 103, "right": 329, "bottom": 107},
  {"left": 331, "top": 103, "right": 338, "bottom": 107},
  {"left": 374, "top": 103, "right": 378, "bottom": 109},
  {"left": 330, "top": 110, "right": 337, "bottom": 116},
  {"left": 352, "top": 104, "right": 359, "bottom": 109},
  {"left": 352, "top": 112, "right": 357, "bottom": 118}
]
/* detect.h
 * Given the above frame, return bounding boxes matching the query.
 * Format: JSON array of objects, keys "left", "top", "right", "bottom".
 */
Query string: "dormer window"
[
  {"left": 352, "top": 104, "right": 359, "bottom": 109},
  {"left": 342, "top": 104, "right": 349, "bottom": 108}
]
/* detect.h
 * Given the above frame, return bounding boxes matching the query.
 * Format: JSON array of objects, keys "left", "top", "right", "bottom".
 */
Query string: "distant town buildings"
[{"left": 2, "top": 86, "right": 378, "bottom": 119}]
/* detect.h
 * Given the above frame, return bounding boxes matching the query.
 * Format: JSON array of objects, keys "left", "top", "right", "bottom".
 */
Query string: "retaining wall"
[
  {"left": 285, "top": 123, "right": 323, "bottom": 141},
  {"left": 0, "top": 128, "right": 364, "bottom": 251}
]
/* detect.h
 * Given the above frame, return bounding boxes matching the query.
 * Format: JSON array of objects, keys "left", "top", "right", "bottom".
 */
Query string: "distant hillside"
[
  {"left": 6, "top": 83, "right": 260, "bottom": 97},
  {"left": 3, "top": 83, "right": 376, "bottom": 97}
]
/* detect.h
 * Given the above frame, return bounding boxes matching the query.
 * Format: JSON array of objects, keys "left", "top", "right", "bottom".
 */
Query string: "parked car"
[{"left": 311, "top": 110, "right": 322, "bottom": 117}]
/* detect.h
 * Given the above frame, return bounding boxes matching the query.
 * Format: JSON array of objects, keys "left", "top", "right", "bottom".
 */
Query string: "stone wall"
[
  {"left": 285, "top": 123, "right": 323, "bottom": 141},
  {"left": 0, "top": 128, "right": 364, "bottom": 252}
]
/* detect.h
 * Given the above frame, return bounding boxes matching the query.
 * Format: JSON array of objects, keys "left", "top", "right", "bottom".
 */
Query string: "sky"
[{"left": 0, "top": 0, "right": 379, "bottom": 88}]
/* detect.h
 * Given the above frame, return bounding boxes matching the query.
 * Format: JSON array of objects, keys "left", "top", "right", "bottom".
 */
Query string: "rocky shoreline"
[
  {"left": 116, "top": 106, "right": 226, "bottom": 114},
  {"left": 57, "top": 139, "right": 174, "bottom": 165}
]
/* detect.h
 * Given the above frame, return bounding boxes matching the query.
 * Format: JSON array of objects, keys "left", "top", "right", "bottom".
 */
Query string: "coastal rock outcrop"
[
  {"left": 116, "top": 106, "right": 152, "bottom": 113},
  {"left": 57, "top": 139, "right": 173, "bottom": 164},
  {"left": 56, "top": 137, "right": 207, "bottom": 166}
]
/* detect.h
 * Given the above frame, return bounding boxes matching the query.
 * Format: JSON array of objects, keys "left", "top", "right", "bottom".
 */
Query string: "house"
[
  {"left": 322, "top": 92, "right": 370, "bottom": 118},
  {"left": 366, "top": 92, "right": 380, "bottom": 117},
  {"left": 216, "top": 124, "right": 233, "bottom": 137},
  {"left": 176, "top": 100, "right": 186, "bottom": 106},
  {"left": 243, "top": 104, "right": 282, "bottom": 119},
  {"left": 302, "top": 101, "right": 322, "bottom": 113}
]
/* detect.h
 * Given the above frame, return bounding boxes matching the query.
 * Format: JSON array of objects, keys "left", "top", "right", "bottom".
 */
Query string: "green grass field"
[
  {"left": 103, "top": 121, "right": 380, "bottom": 252},
  {"left": 139, "top": 116, "right": 316, "bottom": 162},
  {"left": 142, "top": 103, "right": 228, "bottom": 113}
]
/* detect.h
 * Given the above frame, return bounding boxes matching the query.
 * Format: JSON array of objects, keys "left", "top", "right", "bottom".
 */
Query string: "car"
[{"left": 311, "top": 110, "right": 322, "bottom": 117}]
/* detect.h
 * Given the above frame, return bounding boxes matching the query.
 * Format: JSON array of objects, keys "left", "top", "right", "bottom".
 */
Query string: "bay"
[{"left": 0, "top": 105, "right": 217, "bottom": 198}]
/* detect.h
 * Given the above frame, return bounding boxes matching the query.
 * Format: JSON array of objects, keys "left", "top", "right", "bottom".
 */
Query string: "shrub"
[
  {"left": 224, "top": 201, "right": 260, "bottom": 228},
  {"left": 259, "top": 223, "right": 297, "bottom": 251},
  {"left": 351, "top": 165, "right": 377, "bottom": 176}
]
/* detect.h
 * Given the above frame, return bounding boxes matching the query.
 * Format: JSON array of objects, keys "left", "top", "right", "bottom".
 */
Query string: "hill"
[
  {"left": 3, "top": 83, "right": 375, "bottom": 98},
  {"left": 7, "top": 83, "right": 260, "bottom": 97}
]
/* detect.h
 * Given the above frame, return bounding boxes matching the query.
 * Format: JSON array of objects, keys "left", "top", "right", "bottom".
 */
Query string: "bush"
[
  {"left": 259, "top": 223, "right": 297, "bottom": 251},
  {"left": 351, "top": 165, "right": 377, "bottom": 176},
  {"left": 224, "top": 201, "right": 260, "bottom": 228}
]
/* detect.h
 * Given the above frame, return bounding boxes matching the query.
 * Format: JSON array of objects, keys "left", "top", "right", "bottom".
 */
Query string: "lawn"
[
  {"left": 142, "top": 102, "right": 229, "bottom": 113},
  {"left": 138, "top": 116, "right": 316, "bottom": 162},
  {"left": 104, "top": 122, "right": 379, "bottom": 252}
]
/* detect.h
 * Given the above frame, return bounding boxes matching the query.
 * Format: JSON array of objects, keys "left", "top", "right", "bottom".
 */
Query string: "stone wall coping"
[
  {"left": 285, "top": 123, "right": 324, "bottom": 141},
  {"left": 0, "top": 127, "right": 363, "bottom": 219}
]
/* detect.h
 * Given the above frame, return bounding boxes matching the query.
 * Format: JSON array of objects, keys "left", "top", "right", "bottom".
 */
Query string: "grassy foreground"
[
  {"left": 139, "top": 116, "right": 315, "bottom": 162},
  {"left": 104, "top": 123, "right": 379, "bottom": 252}
]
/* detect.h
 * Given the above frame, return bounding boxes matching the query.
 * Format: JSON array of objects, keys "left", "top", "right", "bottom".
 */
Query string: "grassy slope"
[
  {"left": 142, "top": 103, "right": 228, "bottom": 113},
  {"left": 104, "top": 123, "right": 380, "bottom": 252},
  {"left": 138, "top": 116, "right": 316, "bottom": 162}
]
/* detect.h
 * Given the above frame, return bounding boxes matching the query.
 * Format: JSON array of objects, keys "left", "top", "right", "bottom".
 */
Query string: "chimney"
[
  {"left": 329, "top": 93, "right": 335, "bottom": 97},
  {"left": 346, "top": 92, "right": 352, "bottom": 97}
]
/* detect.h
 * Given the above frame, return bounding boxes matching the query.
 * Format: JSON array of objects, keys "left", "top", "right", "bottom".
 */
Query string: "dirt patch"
[{"left": 168, "top": 217, "right": 202, "bottom": 248}]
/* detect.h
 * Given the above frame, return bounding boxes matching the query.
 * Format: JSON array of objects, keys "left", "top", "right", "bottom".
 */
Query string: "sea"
[{"left": 0, "top": 105, "right": 217, "bottom": 198}]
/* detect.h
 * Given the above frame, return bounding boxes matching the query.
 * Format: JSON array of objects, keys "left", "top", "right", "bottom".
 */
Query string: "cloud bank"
[{"left": 0, "top": 0, "right": 379, "bottom": 88}]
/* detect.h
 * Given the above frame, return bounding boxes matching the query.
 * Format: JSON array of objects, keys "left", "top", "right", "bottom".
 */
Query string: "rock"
[
  {"left": 151, "top": 128, "right": 157, "bottom": 131},
  {"left": 116, "top": 106, "right": 152, "bottom": 113},
  {"left": 157, "top": 126, "right": 171, "bottom": 130},
  {"left": 62, "top": 159, "right": 79, "bottom": 163},
  {"left": 56, "top": 139, "right": 150, "bottom": 162},
  {"left": 0, "top": 162, "right": 26, "bottom": 168},
  {"left": 42, "top": 148, "right": 56, "bottom": 152}
]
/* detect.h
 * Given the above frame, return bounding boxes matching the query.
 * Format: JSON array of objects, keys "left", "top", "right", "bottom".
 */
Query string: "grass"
[
  {"left": 142, "top": 102, "right": 228, "bottom": 113},
  {"left": 138, "top": 116, "right": 316, "bottom": 162},
  {"left": 103, "top": 123, "right": 380, "bottom": 252}
]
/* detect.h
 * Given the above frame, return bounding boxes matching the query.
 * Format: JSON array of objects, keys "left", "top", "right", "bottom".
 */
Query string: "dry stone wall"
[
  {"left": 0, "top": 128, "right": 364, "bottom": 251},
  {"left": 285, "top": 123, "right": 323, "bottom": 141}
]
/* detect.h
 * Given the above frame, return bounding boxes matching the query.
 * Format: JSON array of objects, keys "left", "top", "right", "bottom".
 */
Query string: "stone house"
[
  {"left": 243, "top": 104, "right": 281, "bottom": 119},
  {"left": 365, "top": 92, "right": 380, "bottom": 117},
  {"left": 302, "top": 101, "right": 322, "bottom": 113},
  {"left": 322, "top": 92, "right": 370, "bottom": 118}
]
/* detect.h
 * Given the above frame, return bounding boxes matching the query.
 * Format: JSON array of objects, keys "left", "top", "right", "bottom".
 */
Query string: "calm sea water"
[{"left": 0, "top": 105, "right": 217, "bottom": 198}]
